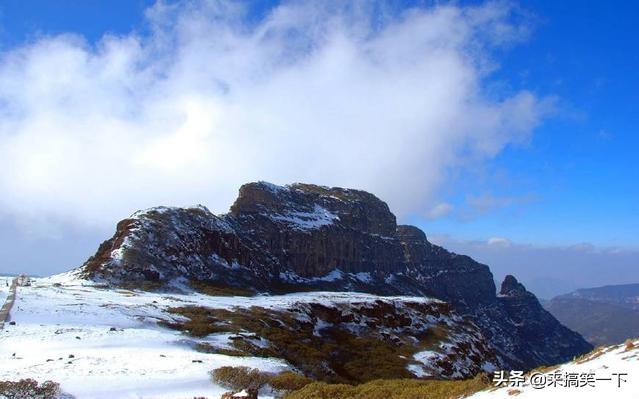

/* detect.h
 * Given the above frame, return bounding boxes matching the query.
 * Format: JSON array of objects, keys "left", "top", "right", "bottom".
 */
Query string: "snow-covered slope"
[
  {"left": 470, "top": 338, "right": 639, "bottom": 399},
  {"left": 0, "top": 273, "right": 492, "bottom": 398},
  {"left": 0, "top": 273, "right": 290, "bottom": 398}
]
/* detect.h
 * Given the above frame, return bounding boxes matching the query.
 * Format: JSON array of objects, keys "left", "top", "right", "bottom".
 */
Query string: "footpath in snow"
[
  {"left": 0, "top": 276, "right": 18, "bottom": 330},
  {"left": 0, "top": 276, "right": 12, "bottom": 308}
]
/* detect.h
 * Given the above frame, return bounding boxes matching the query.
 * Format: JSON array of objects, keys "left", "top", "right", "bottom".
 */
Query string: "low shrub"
[
  {"left": 269, "top": 371, "right": 313, "bottom": 392},
  {"left": 285, "top": 382, "right": 356, "bottom": 399},
  {"left": 0, "top": 379, "right": 61, "bottom": 399},
  {"left": 284, "top": 374, "right": 491, "bottom": 399},
  {"left": 195, "top": 343, "right": 248, "bottom": 356},
  {"left": 211, "top": 367, "right": 314, "bottom": 394},
  {"left": 211, "top": 366, "right": 272, "bottom": 390},
  {"left": 160, "top": 306, "right": 231, "bottom": 337}
]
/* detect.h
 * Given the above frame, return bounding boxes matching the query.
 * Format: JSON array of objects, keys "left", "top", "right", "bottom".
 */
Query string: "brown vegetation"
[
  {"left": 211, "top": 367, "right": 313, "bottom": 394},
  {"left": 195, "top": 342, "right": 248, "bottom": 357},
  {"left": 212, "top": 366, "right": 273, "bottom": 390},
  {"left": 574, "top": 345, "right": 606, "bottom": 364},
  {"left": 0, "top": 379, "right": 61, "bottom": 399},
  {"left": 284, "top": 374, "right": 491, "bottom": 399},
  {"left": 190, "top": 280, "right": 255, "bottom": 297},
  {"left": 164, "top": 305, "right": 439, "bottom": 383},
  {"left": 269, "top": 371, "right": 314, "bottom": 392},
  {"left": 624, "top": 339, "right": 635, "bottom": 351}
]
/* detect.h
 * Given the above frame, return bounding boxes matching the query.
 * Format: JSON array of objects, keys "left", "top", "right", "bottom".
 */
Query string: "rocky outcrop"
[
  {"left": 80, "top": 181, "right": 592, "bottom": 371},
  {"left": 469, "top": 275, "right": 592, "bottom": 369}
]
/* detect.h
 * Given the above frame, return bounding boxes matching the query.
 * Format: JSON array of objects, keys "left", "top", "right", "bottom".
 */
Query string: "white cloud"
[
  {"left": 425, "top": 202, "right": 454, "bottom": 219},
  {"left": 0, "top": 0, "right": 551, "bottom": 228},
  {"left": 487, "top": 236, "right": 511, "bottom": 246}
]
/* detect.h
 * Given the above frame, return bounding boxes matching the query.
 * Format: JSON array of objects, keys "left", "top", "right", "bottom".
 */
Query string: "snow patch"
[
  {"left": 279, "top": 269, "right": 345, "bottom": 283},
  {"left": 413, "top": 350, "right": 441, "bottom": 364},
  {"left": 314, "top": 269, "right": 344, "bottom": 282},
  {"left": 269, "top": 204, "right": 339, "bottom": 230},
  {"left": 407, "top": 364, "right": 432, "bottom": 378},
  {"left": 256, "top": 181, "right": 286, "bottom": 193},
  {"left": 469, "top": 339, "right": 639, "bottom": 399},
  {"left": 354, "top": 272, "right": 372, "bottom": 283}
]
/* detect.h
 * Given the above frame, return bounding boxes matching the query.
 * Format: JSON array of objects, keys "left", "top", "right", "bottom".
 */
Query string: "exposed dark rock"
[
  {"left": 485, "top": 275, "right": 593, "bottom": 368},
  {"left": 80, "top": 181, "right": 592, "bottom": 370},
  {"left": 500, "top": 275, "right": 532, "bottom": 298}
]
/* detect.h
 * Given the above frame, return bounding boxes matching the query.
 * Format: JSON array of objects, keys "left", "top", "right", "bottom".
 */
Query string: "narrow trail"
[{"left": 0, "top": 275, "right": 27, "bottom": 330}]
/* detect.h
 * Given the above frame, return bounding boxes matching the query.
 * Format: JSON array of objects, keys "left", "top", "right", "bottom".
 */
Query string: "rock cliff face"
[{"left": 81, "top": 181, "right": 592, "bottom": 370}]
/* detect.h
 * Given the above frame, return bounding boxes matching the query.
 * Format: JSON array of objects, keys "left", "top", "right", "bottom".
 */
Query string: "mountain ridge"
[
  {"left": 545, "top": 282, "right": 639, "bottom": 346},
  {"left": 80, "top": 181, "right": 592, "bottom": 371}
]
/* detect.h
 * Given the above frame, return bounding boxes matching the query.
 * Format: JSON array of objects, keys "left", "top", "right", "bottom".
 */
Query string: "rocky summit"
[{"left": 81, "top": 181, "right": 592, "bottom": 371}]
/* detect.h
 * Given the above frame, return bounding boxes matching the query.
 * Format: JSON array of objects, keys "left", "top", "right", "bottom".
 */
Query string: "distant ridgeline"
[
  {"left": 545, "top": 283, "right": 639, "bottom": 346},
  {"left": 79, "top": 181, "right": 592, "bottom": 371}
]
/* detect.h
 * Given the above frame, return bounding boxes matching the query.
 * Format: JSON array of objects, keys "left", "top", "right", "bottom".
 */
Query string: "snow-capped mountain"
[{"left": 80, "top": 181, "right": 592, "bottom": 371}]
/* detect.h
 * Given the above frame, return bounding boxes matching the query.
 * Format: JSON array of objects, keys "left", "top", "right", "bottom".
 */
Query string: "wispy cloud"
[
  {"left": 0, "top": 0, "right": 550, "bottom": 230},
  {"left": 466, "top": 192, "right": 537, "bottom": 215},
  {"left": 486, "top": 236, "right": 511, "bottom": 246},
  {"left": 425, "top": 202, "right": 455, "bottom": 220}
]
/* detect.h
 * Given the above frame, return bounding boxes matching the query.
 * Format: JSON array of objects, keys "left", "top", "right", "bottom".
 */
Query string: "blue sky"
[
  {"left": 418, "top": 0, "right": 639, "bottom": 248},
  {"left": 0, "top": 1, "right": 636, "bottom": 295}
]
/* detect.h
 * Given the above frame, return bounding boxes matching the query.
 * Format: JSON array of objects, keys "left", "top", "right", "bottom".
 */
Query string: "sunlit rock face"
[{"left": 81, "top": 181, "right": 592, "bottom": 371}]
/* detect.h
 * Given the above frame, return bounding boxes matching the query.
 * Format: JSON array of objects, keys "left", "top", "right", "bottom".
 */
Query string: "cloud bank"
[
  {"left": 431, "top": 235, "right": 639, "bottom": 298},
  {"left": 0, "top": 0, "right": 549, "bottom": 228}
]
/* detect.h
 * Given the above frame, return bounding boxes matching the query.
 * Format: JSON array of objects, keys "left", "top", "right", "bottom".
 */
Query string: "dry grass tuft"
[
  {"left": 574, "top": 345, "right": 606, "bottom": 364},
  {"left": 624, "top": 339, "right": 635, "bottom": 351}
]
